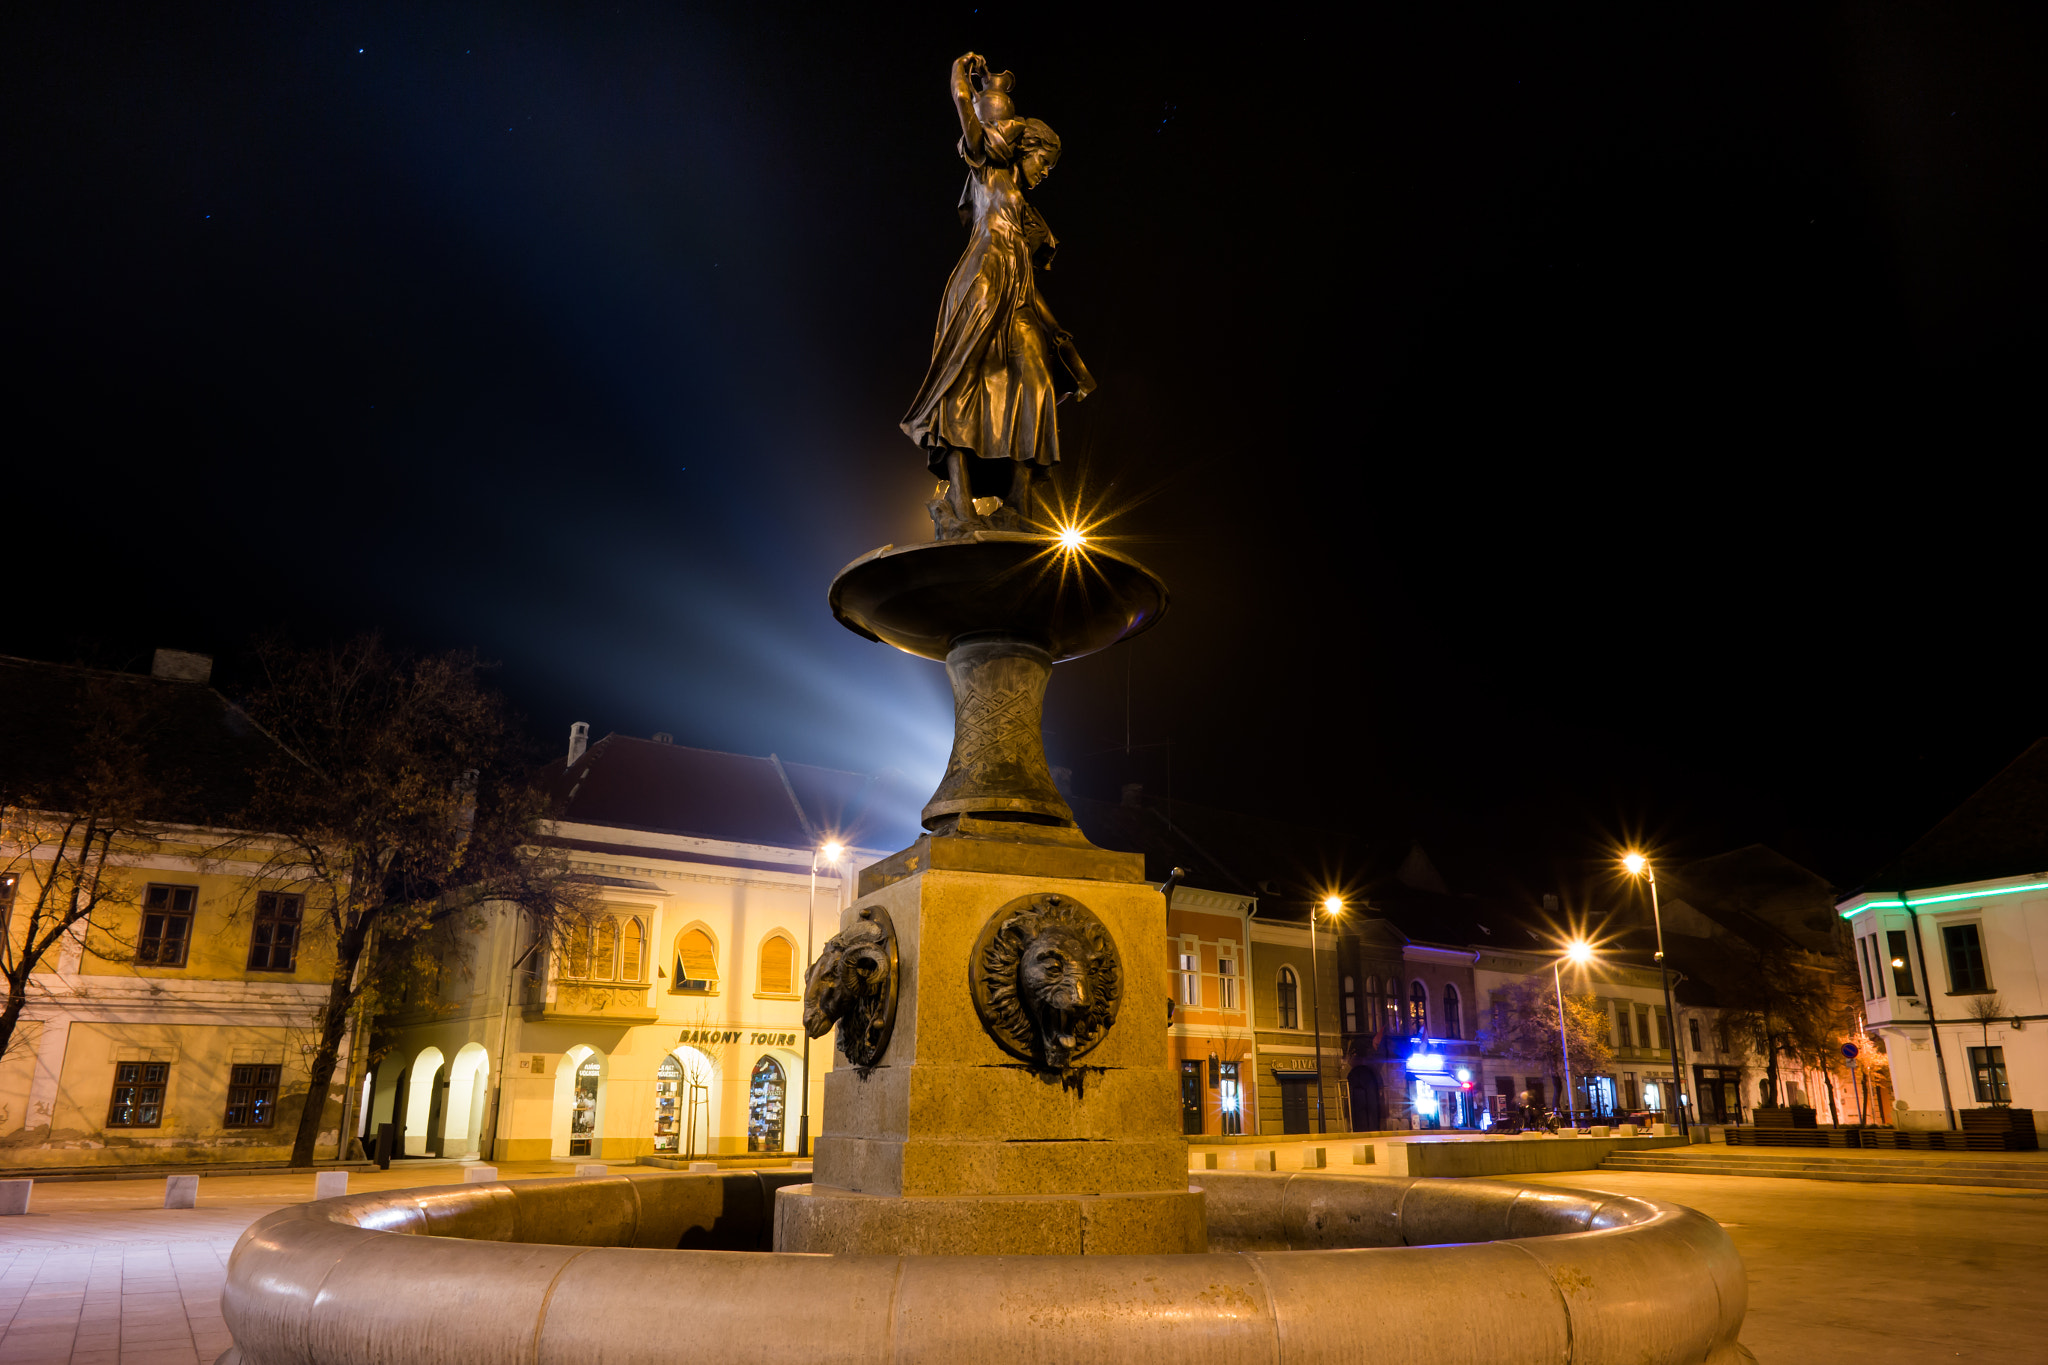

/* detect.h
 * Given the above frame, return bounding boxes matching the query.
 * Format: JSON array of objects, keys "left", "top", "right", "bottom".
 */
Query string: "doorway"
[
  {"left": 1347, "top": 1065, "right": 1381, "bottom": 1133},
  {"left": 1180, "top": 1060, "right": 1204, "bottom": 1135},
  {"left": 1279, "top": 1079, "right": 1310, "bottom": 1134}
]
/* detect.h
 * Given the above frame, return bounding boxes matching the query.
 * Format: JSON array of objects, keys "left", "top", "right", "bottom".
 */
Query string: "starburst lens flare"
[
  {"left": 1622, "top": 852, "right": 1647, "bottom": 876},
  {"left": 1057, "top": 525, "right": 1086, "bottom": 551},
  {"left": 1565, "top": 939, "right": 1594, "bottom": 965}
]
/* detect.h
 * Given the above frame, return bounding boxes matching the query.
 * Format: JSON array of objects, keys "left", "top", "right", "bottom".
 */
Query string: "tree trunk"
[
  {"left": 289, "top": 969, "right": 358, "bottom": 1166},
  {"left": 0, "top": 979, "right": 30, "bottom": 1066}
]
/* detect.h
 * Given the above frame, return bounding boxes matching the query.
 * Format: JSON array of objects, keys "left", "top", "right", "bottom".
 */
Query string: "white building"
[
  {"left": 361, "top": 731, "right": 904, "bottom": 1161},
  {"left": 1839, "top": 739, "right": 2048, "bottom": 1135}
]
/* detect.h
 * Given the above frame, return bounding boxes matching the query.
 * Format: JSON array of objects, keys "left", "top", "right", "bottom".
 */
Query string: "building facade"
[
  {"left": 1248, "top": 914, "right": 1345, "bottom": 1135},
  {"left": 1165, "top": 885, "right": 1256, "bottom": 1136},
  {"left": 1, "top": 652, "right": 340, "bottom": 1168},
  {"left": 360, "top": 733, "right": 899, "bottom": 1161}
]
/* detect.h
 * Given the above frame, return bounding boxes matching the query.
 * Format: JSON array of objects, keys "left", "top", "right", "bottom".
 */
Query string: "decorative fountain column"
[{"left": 774, "top": 531, "right": 1194, "bottom": 1255}]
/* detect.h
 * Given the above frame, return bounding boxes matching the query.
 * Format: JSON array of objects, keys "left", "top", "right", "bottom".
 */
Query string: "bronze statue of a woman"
[{"left": 901, "top": 53, "right": 1096, "bottom": 537}]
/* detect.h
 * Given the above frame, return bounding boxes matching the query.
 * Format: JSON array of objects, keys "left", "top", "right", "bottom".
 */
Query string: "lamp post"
[
  {"left": 1312, "top": 896, "right": 1342, "bottom": 1134},
  {"left": 1624, "top": 852, "right": 1689, "bottom": 1137},
  {"left": 1554, "top": 939, "right": 1593, "bottom": 1127},
  {"left": 798, "top": 840, "right": 845, "bottom": 1159}
]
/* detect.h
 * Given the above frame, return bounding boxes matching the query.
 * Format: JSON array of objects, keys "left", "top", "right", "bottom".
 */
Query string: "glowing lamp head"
[
  {"left": 1322, "top": 895, "right": 1342, "bottom": 917},
  {"left": 1565, "top": 939, "right": 1594, "bottom": 966},
  {"left": 822, "top": 841, "right": 844, "bottom": 863},
  {"left": 1622, "top": 852, "right": 1647, "bottom": 876},
  {"left": 1056, "top": 525, "right": 1086, "bottom": 551},
  {"left": 1891, "top": 957, "right": 1905, "bottom": 969}
]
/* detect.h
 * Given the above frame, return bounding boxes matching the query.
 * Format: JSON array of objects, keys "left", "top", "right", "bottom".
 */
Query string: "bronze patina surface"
[
  {"left": 969, "top": 892, "right": 1124, "bottom": 1071},
  {"left": 801, "top": 905, "right": 900, "bottom": 1072}
]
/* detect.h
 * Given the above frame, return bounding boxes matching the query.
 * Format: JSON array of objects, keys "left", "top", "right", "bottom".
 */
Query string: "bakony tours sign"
[{"left": 677, "top": 1028, "right": 799, "bottom": 1047}]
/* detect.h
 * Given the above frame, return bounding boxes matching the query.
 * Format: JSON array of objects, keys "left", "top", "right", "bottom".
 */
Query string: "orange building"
[{"left": 1165, "top": 886, "right": 1256, "bottom": 1136}]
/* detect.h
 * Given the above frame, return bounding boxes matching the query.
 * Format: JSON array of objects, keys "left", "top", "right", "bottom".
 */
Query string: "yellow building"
[
  {"left": 360, "top": 729, "right": 905, "bottom": 1162},
  {"left": 0, "top": 651, "right": 341, "bottom": 1169}
]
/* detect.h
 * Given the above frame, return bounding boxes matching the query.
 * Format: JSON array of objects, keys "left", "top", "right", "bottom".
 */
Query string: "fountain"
[{"left": 215, "top": 48, "right": 1753, "bottom": 1364}]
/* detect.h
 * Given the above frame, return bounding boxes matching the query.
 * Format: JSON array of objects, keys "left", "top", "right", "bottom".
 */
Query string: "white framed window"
[
  {"left": 1177, "top": 952, "right": 1201, "bottom": 1007},
  {"left": 1217, "top": 955, "right": 1238, "bottom": 1010}
]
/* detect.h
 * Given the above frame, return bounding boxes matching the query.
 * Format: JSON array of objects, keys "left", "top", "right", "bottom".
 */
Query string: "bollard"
[
  {"left": 462, "top": 1165, "right": 499, "bottom": 1183},
  {"left": 1252, "top": 1150, "right": 1276, "bottom": 1172},
  {"left": 1203, "top": 1152, "right": 1219, "bottom": 1170},
  {"left": 1305, "top": 1147, "right": 1327, "bottom": 1169},
  {"left": 165, "top": 1175, "right": 198, "bottom": 1209},
  {"left": 573, "top": 1163, "right": 608, "bottom": 1177},
  {"left": 1351, "top": 1143, "right": 1375, "bottom": 1165},
  {"left": 0, "top": 1179, "right": 30, "bottom": 1215},
  {"left": 688, "top": 1161, "right": 718, "bottom": 1172},
  {"left": 313, "top": 1171, "right": 349, "bottom": 1199}
]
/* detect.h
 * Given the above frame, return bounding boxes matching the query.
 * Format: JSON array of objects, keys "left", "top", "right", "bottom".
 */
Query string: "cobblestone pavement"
[
  {"left": 0, "top": 1159, "right": 754, "bottom": 1365},
  {"left": 1514, "top": 1167, "right": 2048, "bottom": 1364}
]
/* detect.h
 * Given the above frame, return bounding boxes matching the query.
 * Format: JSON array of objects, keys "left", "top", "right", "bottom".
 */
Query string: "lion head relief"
[
  {"left": 970, "top": 893, "right": 1122, "bottom": 1070},
  {"left": 802, "top": 905, "right": 900, "bottom": 1072}
]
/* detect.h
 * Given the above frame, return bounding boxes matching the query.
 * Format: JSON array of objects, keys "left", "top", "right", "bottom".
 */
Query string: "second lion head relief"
[
  {"left": 803, "top": 905, "right": 899, "bottom": 1073},
  {"left": 970, "top": 893, "right": 1122, "bottom": 1071}
]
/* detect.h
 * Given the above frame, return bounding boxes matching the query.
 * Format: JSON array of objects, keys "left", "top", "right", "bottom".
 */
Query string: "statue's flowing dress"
[{"left": 901, "top": 122, "right": 1060, "bottom": 488}]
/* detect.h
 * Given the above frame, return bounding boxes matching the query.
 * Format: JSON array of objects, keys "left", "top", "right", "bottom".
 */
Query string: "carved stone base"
[
  {"left": 771, "top": 1183, "right": 1206, "bottom": 1256},
  {"left": 922, "top": 635, "right": 1073, "bottom": 828}
]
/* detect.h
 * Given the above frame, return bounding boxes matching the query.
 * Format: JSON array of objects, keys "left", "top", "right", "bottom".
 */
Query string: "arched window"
[
  {"left": 563, "top": 917, "right": 593, "bottom": 979},
  {"left": 620, "top": 919, "right": 644, "bottom": 982},
  {"left": 747, "top": 1056, "right": 787, "bottom": 1153},
  {"left": 1407, "top": 980, "right": 1428, "bottom": 1037},
  {"left": 1342, "top": 975, "right": 1357, "bottom": 1034},
  {"left": 1442, "top": 982, "right": 1462, "bottom": 1040},
  {"left": 1276, "top": 966, "right": 1300, "bottom": 1030},
  {"left": 674, "top": 928, "right": 719, "bottom": 992},
  {"left": 1384, "top": 979, "right": 1402, "bottom": 1039},
  {"left": 759, "top": 935, "right": 796, "bottom": 995},
  {"left": 592, "top": 918, "right": 618, "bottom": 980}
]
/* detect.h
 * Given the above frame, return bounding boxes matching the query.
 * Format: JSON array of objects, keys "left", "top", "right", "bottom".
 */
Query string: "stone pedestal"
[{"left": 774, "top": 827, "right": 1205, "bottom": 1256}]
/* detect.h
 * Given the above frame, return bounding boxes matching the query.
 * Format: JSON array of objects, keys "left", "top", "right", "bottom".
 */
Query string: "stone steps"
[{"left": 1599, "top": 1150, "right": 2048, "bottom": 1190}]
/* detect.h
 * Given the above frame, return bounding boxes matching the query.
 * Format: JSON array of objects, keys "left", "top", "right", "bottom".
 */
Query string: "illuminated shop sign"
[
  {"left": 677, "top": 1029, "right": 799, "bottom": 1047},
  {"left": 1404, "top": 1053, "right": 1445, "bottom": 1073}
]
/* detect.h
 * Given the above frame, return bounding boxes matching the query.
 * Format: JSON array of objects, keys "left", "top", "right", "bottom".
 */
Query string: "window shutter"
[
  {"left": 760, "top": 936, "right": 794, "bottom": 994},
  {"left": 677, "top": 929, "right": 718, "bottom": 986}
]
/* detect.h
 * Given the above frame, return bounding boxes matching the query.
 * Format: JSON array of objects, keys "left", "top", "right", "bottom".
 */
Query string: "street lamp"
[
  {"left": 799, "top": 840, "right": 847, "bottom": 1158},
  {"left": 1623, "top": 852, "right": 1689, "bottom": 1137},
  {"left": 1311, "top": 895, "right": 1342, "bottom": 1134},
  {"left": 1555, "top": 938, "right": 1594, "bottom": 1127}
]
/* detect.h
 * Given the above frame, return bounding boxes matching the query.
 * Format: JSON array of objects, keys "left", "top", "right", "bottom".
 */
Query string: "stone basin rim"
[
  {"left": 215, "top": 1168, "right": 1753, "bottom": 1365},
  {"left": 828, "top": 533, "right": 1171, "bottom": 663}
]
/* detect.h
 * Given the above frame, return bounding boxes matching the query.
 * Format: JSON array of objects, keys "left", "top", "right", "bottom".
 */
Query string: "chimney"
[
  {"left": 150, "top": 649, "right": 212, "bottom": 684},
  {"left": 1121, "top": 782, "right": 1144, "bottom": 808},
  {"left": 567, "top": 721, "right": 589, "bottom": 768},
  {"left": 652, "top": 732, "right": 674, "bottom": 745}
]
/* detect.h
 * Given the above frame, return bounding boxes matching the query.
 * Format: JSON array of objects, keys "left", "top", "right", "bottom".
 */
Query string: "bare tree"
[
  {"left": 1716, "top": 941, "right": 1836, "bottom": 1109},
  {"left": 1479, "top": 977, "right": 1613, "bottom": 1108},
  {"left": 231, "top": 636, "right": 588, "bottom": 1166},
  {"left": 0, "top": 681, "right": 166, "bottom": 1063}
]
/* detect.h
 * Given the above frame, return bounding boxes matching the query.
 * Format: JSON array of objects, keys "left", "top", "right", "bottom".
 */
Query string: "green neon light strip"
[{"left": 1839, "top": 880, "right": 2048, "bottom": 919}]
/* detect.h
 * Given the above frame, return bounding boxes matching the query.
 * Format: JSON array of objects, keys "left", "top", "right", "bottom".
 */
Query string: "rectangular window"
[
  {"left": 138, "top": 885, "right": 197, "bottom": 967},
  {"left": 1969, "top": 1046, "right": 2010, "bottom": 1104},
  {"left": 1615, "top": 1007, "right": 1633, "bottom": 1048},
  {"left": 1177, "top": 952, "right": 1200, "bottom": 1007},
  {"left": 1217, "top": 956, "right": 1238, "bottom": 1010},
  {"left": 107, "top": 1062, "right": 169, "bottom": 1128},
  {"left": 1688, "top": 1017, "right": 1703, "bottom": 1053},
  {"left": 1942, "top": 923, "right": 1989, "bottom": 994},
  {"left": 223, "top": 1064, "right": 280, "bottom": 1127},
  {"left": 1865, "top": 936, "right": 1885, "bottom": 999},
  {"left": 1524, "top": 1078, "right": 1545, "bottom": 1110},
  {"left": 247, "top": 892, "right": 303, "bottom": 972},
  {"left": 1637, "top": 1007, "right": 1655, "bottom": 1050},
  {"left": 1887, "top": 930, "right": 1916, "bottom": 996}
]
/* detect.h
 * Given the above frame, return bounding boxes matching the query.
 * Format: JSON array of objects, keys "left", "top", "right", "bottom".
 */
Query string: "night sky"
[{"left": 6, "top": 4, "right": 2042, "bottom": 906}]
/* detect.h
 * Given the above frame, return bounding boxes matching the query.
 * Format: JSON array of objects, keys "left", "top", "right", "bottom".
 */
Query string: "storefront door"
[
  {"left": 1219, "top": 1061, "right": 1243, "bottom": 1136},
  {"left": 569, "top": 1059, "right": 600, "bottom": 1156}
]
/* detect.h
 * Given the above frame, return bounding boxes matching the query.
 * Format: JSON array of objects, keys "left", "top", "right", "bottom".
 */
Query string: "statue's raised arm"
[{"left": 901, "top": 56, "right": 1094, "bottom": 539}]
